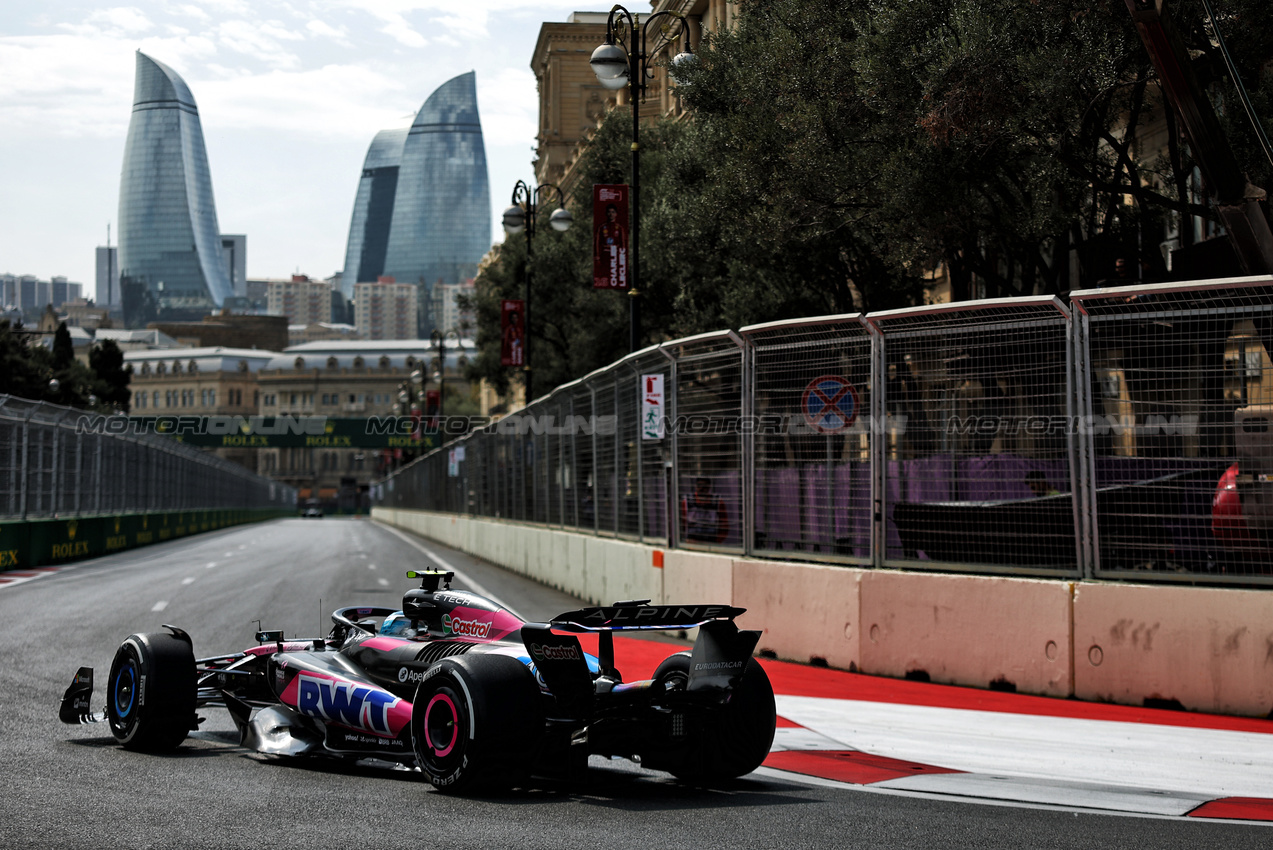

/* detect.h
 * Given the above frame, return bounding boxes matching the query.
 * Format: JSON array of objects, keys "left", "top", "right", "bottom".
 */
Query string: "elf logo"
[{"left": 296, "top": 674, "right": 399, "bottom": 735}]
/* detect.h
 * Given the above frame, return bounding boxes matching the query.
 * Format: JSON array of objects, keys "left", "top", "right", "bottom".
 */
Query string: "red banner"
[
  {"left": 592, "top": 184, "right": 630, "bottom": 289},
  {"left": 500, "top": 299, "right": 525, "bottom": 367}
]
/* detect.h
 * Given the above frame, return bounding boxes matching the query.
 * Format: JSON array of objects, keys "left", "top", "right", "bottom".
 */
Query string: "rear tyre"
[
  {"left": 411, "top": 654, "right": 542, "bottom": 793},
  {"left": 106, "top": 632, "right": 196, "bottom": 752},
  {"left": 655, "top": 653, "right": 776, "bottom": 783}
]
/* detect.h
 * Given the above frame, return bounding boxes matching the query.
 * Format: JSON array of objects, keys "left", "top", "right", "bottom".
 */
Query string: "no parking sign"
[{"left": 802, "top": 375, "right": 860, "bottom": 434}]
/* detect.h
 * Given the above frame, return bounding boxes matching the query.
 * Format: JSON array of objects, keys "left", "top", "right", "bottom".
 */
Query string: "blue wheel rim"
[{"left": 114, "top": 660, "right": 136, "bottom": 718}]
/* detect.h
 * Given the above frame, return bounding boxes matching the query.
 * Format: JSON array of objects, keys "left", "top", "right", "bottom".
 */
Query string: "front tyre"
[
  {"left": 106, "top": 632, "right": 196, "bottom": 752},
  {"left": 411, "top": 654, "right": 542, "bottom": 794}
]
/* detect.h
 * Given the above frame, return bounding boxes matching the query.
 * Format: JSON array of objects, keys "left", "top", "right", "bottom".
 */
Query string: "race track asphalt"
[{"left": 0, "top": 517, "right": 1267, "bottom": 849}]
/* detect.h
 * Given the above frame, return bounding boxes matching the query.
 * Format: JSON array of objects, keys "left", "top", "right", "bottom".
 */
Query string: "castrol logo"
[
  {"left": 529, "top": 643, "right": 581, "bottom": 662},
  {"left": 442, "top": 614, "right": 491, "bottom": 639}
]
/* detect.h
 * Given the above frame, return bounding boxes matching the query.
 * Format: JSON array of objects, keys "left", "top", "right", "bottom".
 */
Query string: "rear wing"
[{"left": 550, "top": 601, "right": 745, "bottom": 632}]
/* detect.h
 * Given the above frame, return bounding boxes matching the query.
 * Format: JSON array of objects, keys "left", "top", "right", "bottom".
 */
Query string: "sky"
[{"left": 0, "top": 0, "right": 614, "bottom": 297}]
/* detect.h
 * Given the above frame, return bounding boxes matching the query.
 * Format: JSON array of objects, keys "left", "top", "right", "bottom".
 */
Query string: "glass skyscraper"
[
  {"left": 118, "top": 51, "right": 232, "bottom": 326},
  {"left": 339, "top": 127, "right": 409, "bottom": 298},
  {"left": 341, "top": 71, "right": 491, "bottom": 336}
]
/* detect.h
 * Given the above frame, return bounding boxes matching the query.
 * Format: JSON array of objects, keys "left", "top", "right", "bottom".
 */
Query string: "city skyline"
[
  {"left": 0, "top": 1, "right": 593, "bottom": 297},
  {"left": 118, "top": 51, "right": 234, "bottom": 325}
]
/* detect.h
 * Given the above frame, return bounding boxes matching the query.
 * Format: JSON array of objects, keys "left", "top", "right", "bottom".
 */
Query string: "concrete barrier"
[
  {"left": 372, "top": 507, "right": 1273, "bottom": 716},
  {"left": 1074, "top": 582, "right": 1273, "bottom": 717},
  {"left": 732, "top": 557, "right": 861, "bottom": 672},
  {"left": 858, "top": 571, "right": 1073, "bottom": 697}
]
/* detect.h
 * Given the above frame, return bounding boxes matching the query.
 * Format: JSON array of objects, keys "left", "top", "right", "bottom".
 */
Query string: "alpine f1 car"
[{"left": 59, "top": 570, "right": 776, "bottom": 792}]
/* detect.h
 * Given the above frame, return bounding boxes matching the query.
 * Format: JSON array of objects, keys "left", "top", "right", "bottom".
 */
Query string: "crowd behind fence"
[
  {"left": 0, "top": 396, "right": 296, "bottom": 518},
  {"left": 377, "top": 276, "right": 1273, "bottom": 587}
]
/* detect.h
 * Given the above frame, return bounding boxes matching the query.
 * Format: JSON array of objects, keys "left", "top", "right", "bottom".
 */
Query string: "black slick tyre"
[
  {"left": 411, "top": 654, "right": 543, "bottom": 794},
  {"left": 106, "top": 632, "right": 197, "bottom": 752},
  {"left": 655, "top": 652, "right": 777, "bottom": 783}
]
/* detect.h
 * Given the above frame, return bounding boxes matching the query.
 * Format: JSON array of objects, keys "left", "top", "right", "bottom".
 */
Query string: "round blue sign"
[{"left": 801, "top": 375, "right": 860, "bottom": 434}]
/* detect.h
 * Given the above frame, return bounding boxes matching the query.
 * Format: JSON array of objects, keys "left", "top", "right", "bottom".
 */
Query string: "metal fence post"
[
  {"left": 1071, "top": 307, "right": 1098, "bottom": 580},
  {"left": 589, "top": 382, "right": 600, "bottom": 536},
  {"left": 740, "top": 334, "right": 755, "bottom": 556},
  {"left": 868, "top": 318, "right": 886, "bottom": 569},
  {"left": 18, "top": 417, "right": 30, "bottom": 519}
]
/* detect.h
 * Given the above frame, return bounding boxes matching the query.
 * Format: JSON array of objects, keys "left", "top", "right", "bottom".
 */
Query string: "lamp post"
[
  {"left": 502, "top": 181, "right": 573, "bottom": 403},
  {"left": 591, "top": 5, "right": 691, "bottom": 353}
]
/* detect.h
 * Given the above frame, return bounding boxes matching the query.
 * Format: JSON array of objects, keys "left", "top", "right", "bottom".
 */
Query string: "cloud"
[
  {"left": 57, "top": 6, "right": 155, "bottom": 37},
  {"left": 378, "top": 15, "right": 428, "bottom": 49},
  {"left": 196, "top": 64, "right": 409, "bottom": 136},
  {"left": 176, "top": 4, "right": 212, "bottom": 23},
  {"left": 305, "top": 20, "right": 350, "bottom": 43},
  {"left": 0, "top": 33, "right": 218, "bottom": 137},
  {"left": 477, "top": 66, "right": 537, "bottom": 144},
  {"left": 215, "top": 20, "right": 301, "bottom": 68}
]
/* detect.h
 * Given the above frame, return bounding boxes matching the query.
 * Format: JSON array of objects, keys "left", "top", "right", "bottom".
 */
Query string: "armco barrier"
[
  {"left": 0, "top": 509, "right": 292, "bottom": 571},
  {"left": 374, "top": 507, "right": 1273, "bottom": 717}
]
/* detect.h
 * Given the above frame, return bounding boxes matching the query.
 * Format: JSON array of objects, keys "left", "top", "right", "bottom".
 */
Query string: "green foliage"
[
  {"left": 0, "top": 321, "right": 131, "bottom": 411},
  {"left": 89, "top": 339, "right": 132, "bottom": 413},
  {"left": 471, "top": 0, "right": 1273, "bottom": 399}
]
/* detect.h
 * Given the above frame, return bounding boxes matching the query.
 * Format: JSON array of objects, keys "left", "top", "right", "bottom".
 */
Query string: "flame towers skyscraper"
[
  {"left": 118, "top": 52, "right": 232, "bottom": 326},
  {"left": 341, "top": 71, "right": 491, "bottom": 337}
]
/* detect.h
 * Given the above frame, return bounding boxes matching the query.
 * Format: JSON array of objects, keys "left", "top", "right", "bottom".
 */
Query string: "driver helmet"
[{"left": 379, "top": 611, "right": 416, "bottom": 637}]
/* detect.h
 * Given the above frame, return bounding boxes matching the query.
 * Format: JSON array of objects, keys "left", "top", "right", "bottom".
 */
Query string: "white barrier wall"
[{"left": 373, "top": 508, "right": 1273, "bottom": 717}]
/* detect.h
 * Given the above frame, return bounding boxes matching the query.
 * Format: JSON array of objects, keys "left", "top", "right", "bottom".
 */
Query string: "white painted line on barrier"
[
  {"left": 205, "top": 562, "right": 217, "bottom": 569},
  {"left": 151, "top": 600, "right": 168, "bottom": 612},
  {"left": 775, "top": 695, "right": 1273, "bottom": 799},
  {"left": 368, "top": 564, "right": 377, "bottom": 570},
  {"left": 873, "top": 773, "right": 1211, "bottom": 818},
  {"left": 770, "top": 726, "right": 853, "bottom": 752},
  {"left": 181, "top": 577, "right": 195, "bottom": 585},
  {"left": 377, "top": 578, "right": 389, "bottom": 587},
  {"left": 373, "top": 521, "right": 524, "bottom": 620}
]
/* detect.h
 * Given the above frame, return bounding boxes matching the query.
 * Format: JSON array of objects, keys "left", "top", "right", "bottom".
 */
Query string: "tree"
[
  {"left": 90, "top": 339, "right": 132, "bottom": 413},
  {"left": 669, "top": 0, "right": 1273, "bottom": 299},
  {"left": 0, "top": 321, "right": 130, "bottom": 411}
]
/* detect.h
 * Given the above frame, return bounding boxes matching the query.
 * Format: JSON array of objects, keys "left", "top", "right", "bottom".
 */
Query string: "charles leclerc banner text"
[{"left": 593, "top": 184, "right": 630, "bottom": 289}]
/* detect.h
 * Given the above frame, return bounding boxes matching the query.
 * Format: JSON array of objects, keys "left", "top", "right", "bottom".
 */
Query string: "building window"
[
  {"left": 327, "top": 356, "right": 338, "bottom": 369},
  {"left": 379, "top": 356, "right": 390, "bottom": 368},
  {"left": 354, "top": 356, "right": 365, "bottom": 368},
  {"left": 294, "top": 357, "right": 305, "bottom": 369}
]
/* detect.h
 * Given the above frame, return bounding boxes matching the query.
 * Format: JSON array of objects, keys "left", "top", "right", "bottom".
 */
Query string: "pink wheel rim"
[{"left": 424, "top": 693, "right": 458, "bottom": 757}]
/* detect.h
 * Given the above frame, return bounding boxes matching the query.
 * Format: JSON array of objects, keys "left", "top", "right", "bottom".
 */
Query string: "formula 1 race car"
[{"left": 59, "top": 571, "right": 776, "bottom": 793}]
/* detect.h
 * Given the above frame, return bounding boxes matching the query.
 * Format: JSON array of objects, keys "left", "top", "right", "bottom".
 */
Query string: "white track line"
[{"left": 372, "top": 521, "right": 525, "bottom": 621}]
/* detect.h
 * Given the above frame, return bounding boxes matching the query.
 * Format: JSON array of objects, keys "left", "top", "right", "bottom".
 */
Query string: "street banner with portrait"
[
  {"left": 592, "top": 184, "right": 630, "bottom": 289},
  {"left": 500, "top": 299, "right": 525, "bottom": 366}
]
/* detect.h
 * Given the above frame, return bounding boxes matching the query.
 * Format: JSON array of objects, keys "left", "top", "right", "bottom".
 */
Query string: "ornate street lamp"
[
  {"left": 591, "top": 5, "right": 691, "bottom": 353},
  {"left": 502, "top": 180, "right": 572, "bottom": 402}
]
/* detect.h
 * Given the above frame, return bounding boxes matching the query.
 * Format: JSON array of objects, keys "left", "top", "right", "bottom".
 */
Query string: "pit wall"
[
  {"left": 375, "top": 507, "right": 1273, "bottom": 718},
  {"left": 0, "top": 508, "right": 294, "bottom": 571}
]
